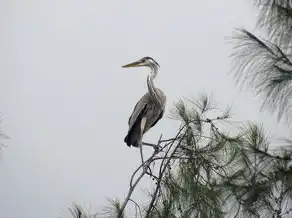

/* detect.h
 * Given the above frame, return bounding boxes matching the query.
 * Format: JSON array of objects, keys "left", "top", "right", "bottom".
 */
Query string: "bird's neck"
[
  {"left": 150, "top": 65, "right": 158, "bottom": 80},
  {"left": 147, "top": 65, "right": 161, "bottom": 104}
]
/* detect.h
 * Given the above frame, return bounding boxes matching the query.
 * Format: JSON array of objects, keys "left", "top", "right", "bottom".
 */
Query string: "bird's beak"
[{"left": 121, "top": 60, "right": 143, "bottom": 68}]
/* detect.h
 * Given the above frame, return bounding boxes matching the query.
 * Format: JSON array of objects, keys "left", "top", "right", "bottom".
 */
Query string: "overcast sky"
[{"left": 0, "top": 1, "right": 289, "bottom": 218}]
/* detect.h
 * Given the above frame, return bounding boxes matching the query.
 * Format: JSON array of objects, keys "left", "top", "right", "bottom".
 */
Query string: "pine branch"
[
  {"left": 230, "top": 28, "right": 292, "bottom": 123},
  {"left": 69, "top": 204, "right": 85, "bottom": 218},
  {"left": 145, "top": 133, "right": 185, "bottom": 217},
  {"left": 118, "top": 139, "right": 164, "bottom": 217},
  {"left": 255, "top": 0, "right": 292, "bottom": 48}
]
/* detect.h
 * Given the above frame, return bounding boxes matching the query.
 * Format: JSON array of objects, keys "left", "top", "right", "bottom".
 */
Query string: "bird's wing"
[
  {"left": 150, "top": 109, "right": 164, "bottom": 128},
  {"left": 150, "top": 91, "right": 166, "bottom": 128},
  {"left": 128, "top": 92, "right": 150, "bottom": 130}
]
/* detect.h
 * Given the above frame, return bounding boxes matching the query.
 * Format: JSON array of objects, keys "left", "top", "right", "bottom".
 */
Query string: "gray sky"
[{"left": 0, "top": 1, "right": 288, "bottom": 217}]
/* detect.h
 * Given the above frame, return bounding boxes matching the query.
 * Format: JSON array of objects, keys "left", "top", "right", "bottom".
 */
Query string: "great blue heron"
[{"left": 122, "top": 56, "right": 166, "bottom": 165}]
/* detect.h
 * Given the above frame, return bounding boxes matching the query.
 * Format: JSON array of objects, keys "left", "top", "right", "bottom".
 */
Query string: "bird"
[{"left": 122, "top": 56, "right": 166, "bottom": 162}]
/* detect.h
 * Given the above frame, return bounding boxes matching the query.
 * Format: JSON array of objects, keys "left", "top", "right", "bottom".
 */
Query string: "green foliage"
[
  {"left": 101, "top": 199, "right": 124, "bottom": 218},
  {"left": 231, "top": 28, "right": 292, "bottom": 123},
  {"left": 230, "top": 1, "right": 292, "bottom": 124},
  {"left": 255, "top": 0, "right": 292, "bottom": 47},
  {"left": 68, "top": 204, "right": 88, "bottom": 218},
  {"left": 157, "top": 96, "right": 292, "bottom": 217}
]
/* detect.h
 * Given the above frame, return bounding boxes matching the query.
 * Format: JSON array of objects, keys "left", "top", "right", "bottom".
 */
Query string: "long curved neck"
[{"left": 147, "top": 65, "right": 161, "bottom": 104}]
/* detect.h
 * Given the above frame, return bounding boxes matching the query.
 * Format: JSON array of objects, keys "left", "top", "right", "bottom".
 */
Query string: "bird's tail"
[
  {"left": 124, "top": 133, "right": 141, "bottom": 147},
  {"left": 124, "top": 123, "right": 142, "bottom": 147}
]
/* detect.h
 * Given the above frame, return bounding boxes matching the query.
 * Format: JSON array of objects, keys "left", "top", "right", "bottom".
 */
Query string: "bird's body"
[
  {"left": 122, "top": 56, "right": 166, "bottom": 148},
  {"left": 125, "top": 89, "right": 166, "bottom": 147}
]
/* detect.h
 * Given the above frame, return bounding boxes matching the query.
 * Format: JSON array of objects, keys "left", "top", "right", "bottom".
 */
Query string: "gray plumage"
[
  {"left": 125, "top": 90, "right": 166, "bottom": 147},
  {"left": 122, "top": 56, "right": 166, "bottom": 147}
]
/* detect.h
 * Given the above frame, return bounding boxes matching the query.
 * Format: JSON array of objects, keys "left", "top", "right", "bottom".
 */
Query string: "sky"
[{"left": 0, "top": 1, "right": 289, "bottom": 218}]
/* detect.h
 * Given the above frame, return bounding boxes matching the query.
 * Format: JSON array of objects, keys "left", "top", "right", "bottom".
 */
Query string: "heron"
[{"left": 122, "top": 56, "right": 166, "bottom": 167}]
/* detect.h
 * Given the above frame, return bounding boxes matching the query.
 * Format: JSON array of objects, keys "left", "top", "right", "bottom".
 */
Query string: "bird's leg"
[
  {"left": 139, "top": 142, "right": 145, "bottom": 166},
  {"left": 139, "top": 141, "right": 150, "bottom": 172},
  {"left": 139, "top": 117, "right": 150, "bottom": 172}
]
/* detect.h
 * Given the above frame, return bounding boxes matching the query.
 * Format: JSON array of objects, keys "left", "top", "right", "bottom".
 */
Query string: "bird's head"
[{"left": 122, "top": 56, "right": 160, "bottom": 69}]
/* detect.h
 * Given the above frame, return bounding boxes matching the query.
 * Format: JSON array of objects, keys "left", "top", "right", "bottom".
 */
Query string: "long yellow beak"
[{"left": 121, "top": 60, "right": 143, "bottom": 68}]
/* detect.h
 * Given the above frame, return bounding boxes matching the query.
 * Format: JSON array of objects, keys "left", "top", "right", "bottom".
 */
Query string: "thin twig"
[
  {"left": 128, "top": 199, "right": 142, "bottom": 218},
  {"left": 118, "top": 170, "right": 146, "bottom": 218},
  {"left": 119, "top": 135, "right": 167, "bottom": 217},
  {"left": 145, "top": 129, "right": 186, "bottom": 217}
]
